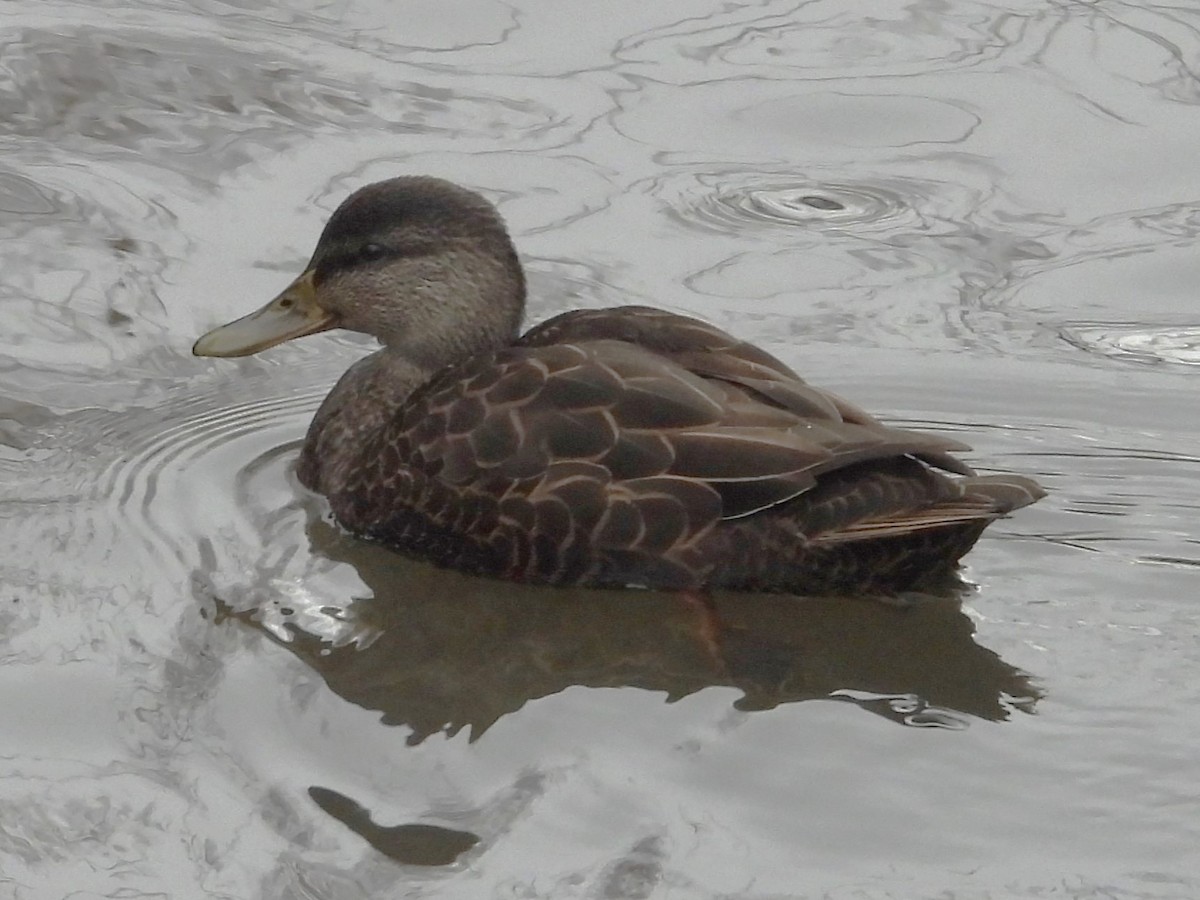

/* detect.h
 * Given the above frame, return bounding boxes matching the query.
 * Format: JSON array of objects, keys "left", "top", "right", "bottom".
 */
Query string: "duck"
[{"left": 193, "top": 176, "right": 1044, "bottom": 595}]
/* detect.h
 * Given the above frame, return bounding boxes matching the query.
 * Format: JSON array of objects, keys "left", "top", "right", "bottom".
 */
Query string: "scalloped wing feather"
[
  {"left": 366, "top": 309, "right": 989, "bottom": 554},
  {"left": 325, "top": 307, "right": 1044, "bottom": 587}
]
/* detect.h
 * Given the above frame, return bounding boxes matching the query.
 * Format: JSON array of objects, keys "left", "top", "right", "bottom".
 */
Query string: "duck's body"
[{"left": 194, "top": 177, "right": 1042, "bottom": 594}]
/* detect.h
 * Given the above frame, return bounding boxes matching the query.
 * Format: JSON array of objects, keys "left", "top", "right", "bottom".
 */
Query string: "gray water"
[{"left": 2, "top": 1, "right": 1199, "bottom": 897}]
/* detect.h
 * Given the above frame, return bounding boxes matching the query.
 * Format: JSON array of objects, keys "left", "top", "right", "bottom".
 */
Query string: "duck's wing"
[
  {"left": 520, "top": 306, "right": 975, "bottom": 476},
  {"left": 339, "top": 308, "right": 980, "bottom": 569}
]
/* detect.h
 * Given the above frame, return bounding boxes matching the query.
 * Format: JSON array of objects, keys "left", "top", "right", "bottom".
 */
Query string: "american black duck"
[{"left": 193, "top": 176, "right": 1043, "bottom": 594}]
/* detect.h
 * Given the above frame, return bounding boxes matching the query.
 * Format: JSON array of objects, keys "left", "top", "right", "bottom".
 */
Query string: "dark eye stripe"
[{"left": 312, "top": 242, "right": 435, "bottom": 286}]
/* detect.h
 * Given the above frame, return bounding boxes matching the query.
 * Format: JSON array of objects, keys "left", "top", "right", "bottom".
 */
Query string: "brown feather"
[{"left": 331, "top": 308, "right": 1043, "bottom": 591}]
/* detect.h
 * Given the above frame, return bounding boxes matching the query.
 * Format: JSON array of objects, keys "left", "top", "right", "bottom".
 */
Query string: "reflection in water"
[
  {"left": 220, "top": 519, "right": 1039, "bottom": 749},
  {"left": 0, "top": 27, "right": 561, "bottom": 159},
  {"left": 307, "top": 787, "right": 479, "bottom": 866}
]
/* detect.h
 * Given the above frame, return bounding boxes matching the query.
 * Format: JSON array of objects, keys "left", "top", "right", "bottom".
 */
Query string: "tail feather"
[
  {"left": 961, "top": 474, "right": 1046, "bottom": 514},
  {"left": 810, "top": 473, "right": 1045, "bottom": 545}
]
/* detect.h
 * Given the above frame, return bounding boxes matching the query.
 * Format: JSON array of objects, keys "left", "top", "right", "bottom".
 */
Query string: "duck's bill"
[{"left": 192, "top": 270, "right": 337, "bottom": 358}]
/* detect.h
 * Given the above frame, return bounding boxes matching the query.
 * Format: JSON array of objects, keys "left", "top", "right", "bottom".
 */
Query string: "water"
[{"left": 2, "top": 0, "right": 1199, "bottom": 897}]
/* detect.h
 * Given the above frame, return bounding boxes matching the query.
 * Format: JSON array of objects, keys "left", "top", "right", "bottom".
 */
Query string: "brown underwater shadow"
[{"left": 239, "top": 519, "right": 1042, "bottom": 745}]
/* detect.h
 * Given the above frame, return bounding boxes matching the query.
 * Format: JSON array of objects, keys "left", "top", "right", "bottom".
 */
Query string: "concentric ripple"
[
  {"left": 663, "top": 171, "right": 931, "bottom": 236},
  {"left": 713, "top": 182, "right": 911, "bottom": 230},
  {"left": 18, "top": 371, "right": 330, "bottom": 599},
  {"left": 616, "top": 0, "right": 1030, "bottom": 81},
  {"left": 1059, "top": 324, "right": 1200, "bottom": 367},
  {"left": 109, "top": 392, "right": 319, "bottom": 571}
]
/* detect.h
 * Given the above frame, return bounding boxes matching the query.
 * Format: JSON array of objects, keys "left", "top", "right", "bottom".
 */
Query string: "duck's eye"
[{"left": 360, "top": 242, "right": 386, "bottom": 261}]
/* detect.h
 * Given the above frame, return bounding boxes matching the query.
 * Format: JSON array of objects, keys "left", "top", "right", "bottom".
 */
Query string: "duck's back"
[{"left": 329, "top": 306, "right": 1042, "bottom": 593}]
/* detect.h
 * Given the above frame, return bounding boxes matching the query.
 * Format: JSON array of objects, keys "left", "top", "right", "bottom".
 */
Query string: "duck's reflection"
[
  {"left": 247, "top": 519, "right": 1041, "bottom": 745},
  {"left": 306, "top": 786, "right": 479, "bottom": 866},
  {"left": 219, "top": 518, "right": 1040, "bottom": 863}
]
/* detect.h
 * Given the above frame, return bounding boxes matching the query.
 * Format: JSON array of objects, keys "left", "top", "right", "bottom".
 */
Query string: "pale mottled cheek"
[{"left": 337, "top": 284, "right": 392, "bottom": 334}]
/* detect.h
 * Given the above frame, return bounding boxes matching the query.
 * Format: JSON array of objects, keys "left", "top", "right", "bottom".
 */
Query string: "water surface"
[{"left": 2, "top": 1, "right": 1199, "bottom": 897}]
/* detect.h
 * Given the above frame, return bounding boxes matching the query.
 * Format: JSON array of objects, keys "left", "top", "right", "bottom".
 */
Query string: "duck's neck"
[{"left": 296, "top": 348, "right": 433, "bottom": 497}]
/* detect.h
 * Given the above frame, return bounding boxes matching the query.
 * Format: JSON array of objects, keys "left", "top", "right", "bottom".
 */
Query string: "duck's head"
[{"left": 193, "top": 177, "right": 526, "bottom": 367}]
